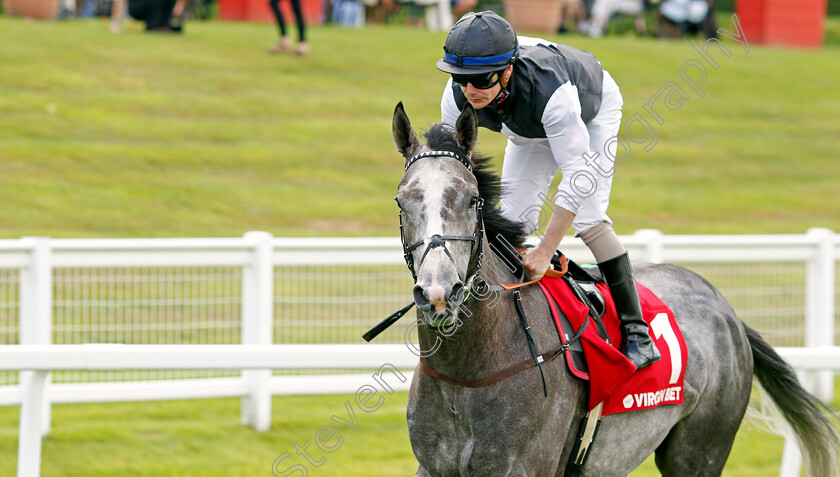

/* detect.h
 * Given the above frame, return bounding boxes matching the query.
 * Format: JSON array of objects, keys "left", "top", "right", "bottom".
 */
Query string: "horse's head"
[{"left": 392, "top": 102, "right": 482, "bottom": 322}]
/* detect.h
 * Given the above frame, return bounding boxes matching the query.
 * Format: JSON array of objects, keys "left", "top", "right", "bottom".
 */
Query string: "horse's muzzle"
[{"left": 413, "top": 281, "right": 465, "bottom": 315}]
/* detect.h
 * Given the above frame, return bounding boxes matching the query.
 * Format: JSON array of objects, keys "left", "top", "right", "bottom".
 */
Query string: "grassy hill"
[
  {"left": 1, "top": 14, "right": 839, "bottom": 477},
  {"left": 1, "top": 15, "right": 839, "bottom": 238}
]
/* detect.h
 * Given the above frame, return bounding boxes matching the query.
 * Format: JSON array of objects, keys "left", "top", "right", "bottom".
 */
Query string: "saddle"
[
  {"left": 541, "top": 254, "right": 687, "bottom": 476},
  {"left": 539, "top": 255, "right": 686, "bottom": 415},
  {"left": 547, "top": 256, "right": 608, "bottom": 377}
]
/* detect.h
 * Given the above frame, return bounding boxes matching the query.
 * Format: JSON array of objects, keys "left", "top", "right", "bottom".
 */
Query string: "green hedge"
[{"left": 715, "top": 0, "right": 840, "bottom": 16}]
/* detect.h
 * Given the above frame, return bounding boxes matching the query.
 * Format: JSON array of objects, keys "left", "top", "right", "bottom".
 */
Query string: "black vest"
[{"left": 453, "top": 43, "right": 604, "bottom": 139}]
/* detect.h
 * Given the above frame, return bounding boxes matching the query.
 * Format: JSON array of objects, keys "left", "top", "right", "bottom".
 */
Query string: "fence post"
[
  {"left": 778, "top": 430, "right": 803, "bottom": 477},
  {"left": 779, "top": 228, "right": 834, "bottom": 477},
  {"left": 240, "top": 231, "right": 274, "bottom": 431},
  {"left": 18, "top": 371, "right": 50, "bottom": 477},
  {"left": 18, "top": 237, "right": 53, "bottom": 477},
  {"left": 804, "top": 227, "right": 834, "bottom": 402},
  {"left": 19, "top": 236, "right": 53, "bottom": 435},
  {"left": 633, "top": 229, "right": 664, "bottom": 264}
]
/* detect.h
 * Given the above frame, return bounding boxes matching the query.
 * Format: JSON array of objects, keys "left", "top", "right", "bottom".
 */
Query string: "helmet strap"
[
  {"left": 491, "top": 86, "right": 510, "bottom": 107},
  {"left": 491, "top": 66, "right": 513, "bottom": 107}
]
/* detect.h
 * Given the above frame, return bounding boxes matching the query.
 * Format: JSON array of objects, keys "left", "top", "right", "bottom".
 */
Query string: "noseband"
[{"left": 400, "top": 150, "right": 485, "bottom": 292}]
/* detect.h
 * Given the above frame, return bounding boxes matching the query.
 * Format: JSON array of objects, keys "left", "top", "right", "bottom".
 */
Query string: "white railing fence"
[{"left": 0, "top": 229, "right": 837, "bottom": 477}]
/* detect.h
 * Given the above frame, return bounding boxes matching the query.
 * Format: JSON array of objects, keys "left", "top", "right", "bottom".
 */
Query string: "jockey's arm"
[
  {"left": 440, "top": 79, "right": 459, "bottom": 128},
  {"left": 522, "top": 84, "right": 593, "bottom": 280},
  {"left": 521, "top": 206, "right": 575, "bottom": 280}
]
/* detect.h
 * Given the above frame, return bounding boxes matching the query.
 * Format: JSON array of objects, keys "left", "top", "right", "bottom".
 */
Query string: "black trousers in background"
[
  {"left": 129, "top": 0, "right": 177, "bottom": 30},
  {"left": 269, "top": 0, "right": 306, "bottom": 43}
]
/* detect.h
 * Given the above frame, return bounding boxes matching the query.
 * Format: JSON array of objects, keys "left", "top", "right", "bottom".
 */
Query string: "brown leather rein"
[
  {"left": 418, "top": 347, "right": 566, "bottom": 389},
  {"left": 498, "top": 254, "right": 568, "bottom": 290}
]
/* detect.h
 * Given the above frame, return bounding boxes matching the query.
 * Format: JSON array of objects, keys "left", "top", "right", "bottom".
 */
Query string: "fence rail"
[{"left": 0, "top": 229, "right": 837, "bottom": 477}]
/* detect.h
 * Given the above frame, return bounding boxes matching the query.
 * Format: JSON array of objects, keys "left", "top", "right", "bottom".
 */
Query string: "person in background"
[
  {"left": 110, "top": 0, "right": 126, "bottom": 32},
  {"left": 579, "top": 0, "right": 645, "bottom": 37},
  {"left": 363, "top": 0, "right": 397, "bottom": 24},
  {"left": 128, "top": 0, "right": 188, "bottom": 32},
  {"left": 435, "top": 12, "right": 661, "bottom": 369},
  {"left": 78, "top": 0, "right": 98, "bottom": 18},
  {"left": 657, "top": 0, "right": 716, "bottom": 39},
  {"left": 268, "top": 0, "right": 308, "bottom": 56},
  {"left": 452, "top": 0, "right": 477, "bottom": 21},
  {"left": 557, "top": 0, "right": 584, "bottom": 33}
]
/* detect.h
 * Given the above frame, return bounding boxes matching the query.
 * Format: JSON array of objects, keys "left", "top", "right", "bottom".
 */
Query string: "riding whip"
[{"left": 362, "top": 301, "right": 415, "bottom": 342}]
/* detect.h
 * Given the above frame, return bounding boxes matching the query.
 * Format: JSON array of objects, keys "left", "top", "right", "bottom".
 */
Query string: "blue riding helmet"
[{"left": 436, "top": 11, "right": 519, "bottom": 76}]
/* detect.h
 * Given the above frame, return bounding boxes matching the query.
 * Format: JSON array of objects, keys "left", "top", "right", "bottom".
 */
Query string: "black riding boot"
[{"left": 598, "top": 252, "right": 660, "bottom": 369}]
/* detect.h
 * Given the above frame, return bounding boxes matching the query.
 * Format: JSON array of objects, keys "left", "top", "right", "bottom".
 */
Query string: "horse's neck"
[{"left": 417, "top": 245, "right": 531, "bottom": 378}]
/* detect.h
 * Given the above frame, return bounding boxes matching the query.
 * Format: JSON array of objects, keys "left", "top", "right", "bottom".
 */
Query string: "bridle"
[
  {"left": 399, "top": 150, "right": 485, "bottom": 294},
  {"left": 366, "top": 150, "right": 580, "bottom": 400},
  {"left": 396, "top": 150, "right": 579, "bottom": 398},
  {"left": 362, "top": 149, "right": 485, "bottom": 341}
]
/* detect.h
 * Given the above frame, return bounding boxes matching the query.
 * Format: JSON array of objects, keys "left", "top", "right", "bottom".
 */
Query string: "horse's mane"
[{"left": 424, "top": 124, "right": 528, "bottom": 251}]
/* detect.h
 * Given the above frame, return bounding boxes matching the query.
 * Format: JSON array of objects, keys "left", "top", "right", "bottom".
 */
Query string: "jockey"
[{"left": 436, "top": 11, "right": 660, "bottom": 369}]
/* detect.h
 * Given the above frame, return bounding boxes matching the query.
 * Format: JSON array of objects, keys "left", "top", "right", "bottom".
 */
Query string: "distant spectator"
[
  {"left": 77, "top": 0, "right": 118, "bottom": 18},
  {"left": 452, "top": 0, "right": 477, "bottom": 21},
  {"left": 579, "top": 0, "right": 644, "bottom": 38},
  {"left": 79, "top": 0, "right": 97, "bottom": 17},
  {"left": 268, "top": 0, "right": 308, "bottom": 55},
  {"left": 657, "top": 0, "right": 716, "bottom": 39},
  {"left": 128, "top": 0, "right": 188, "bottom": 32},
  {"left": 110, "top": 0, "right": 126, "bottom": 32},
  {"left": 362, "top": 0, "right": 397, "bottom": 24},
  {"left": 557, "top": 0, "right": 584, "bottom": 33}
]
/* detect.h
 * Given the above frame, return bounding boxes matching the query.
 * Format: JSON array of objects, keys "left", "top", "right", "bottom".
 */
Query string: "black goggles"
[{"left": 451, "top": 70, "right": 505, "bottom": 89}]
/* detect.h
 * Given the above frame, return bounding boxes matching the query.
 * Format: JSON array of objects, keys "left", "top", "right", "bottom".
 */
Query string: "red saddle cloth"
[{"left": 538, "top": 277, "right": 687, "bottom": 416}]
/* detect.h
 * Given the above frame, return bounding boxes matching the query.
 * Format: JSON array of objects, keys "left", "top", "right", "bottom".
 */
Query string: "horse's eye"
[
  {"left": 395, "top": 197, "right": 403, "bottom": 209},
  {"left": 469, "top": 196, "right": 479, "bottom": 207}
]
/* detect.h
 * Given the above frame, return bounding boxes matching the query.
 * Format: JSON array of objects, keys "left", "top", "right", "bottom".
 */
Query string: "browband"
[{"left": 405, "top": 150, "right": 472, "bottom": 172}]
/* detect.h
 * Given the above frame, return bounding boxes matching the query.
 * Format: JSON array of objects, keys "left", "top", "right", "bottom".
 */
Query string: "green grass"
[
  {"left": 1, "top": 15, "right": 839, "bottom": 238},
  {"left": 0, "top": 393, "right": 418, "bottom": 476},
  {"left": 1, "top": 381, "right": 838, "bottom": 476}
]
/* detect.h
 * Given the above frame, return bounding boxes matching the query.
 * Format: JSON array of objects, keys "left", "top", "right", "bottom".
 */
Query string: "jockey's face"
[
  {"left": 456, "top": 66, "right": 512, "bottom": 110},
  {"left": 460, "top": 82, "right": 501, "bottom": 110}
]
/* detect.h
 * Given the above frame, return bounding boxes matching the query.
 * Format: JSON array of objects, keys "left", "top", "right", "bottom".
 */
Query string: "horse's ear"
[
  {"left": 393, "top": 102, "right": 421, "bottom": 161},
  {"left": 455, "top": 103, "right": 478, "bottom": 156}
]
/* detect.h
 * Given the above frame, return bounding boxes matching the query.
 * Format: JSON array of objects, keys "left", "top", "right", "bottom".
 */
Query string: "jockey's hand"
[{"left": 521, "top": 245, "right": 555, "bottom": 281}]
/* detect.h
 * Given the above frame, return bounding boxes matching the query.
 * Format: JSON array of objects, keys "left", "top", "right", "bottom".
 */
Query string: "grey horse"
[{"left": 391, "top": 102, "right": 840, "bottom": 476}]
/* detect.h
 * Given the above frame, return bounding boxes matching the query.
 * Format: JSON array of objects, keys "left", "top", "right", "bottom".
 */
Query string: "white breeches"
[{"left": 499, "top": 70, "right": 624, "bottom": 236}]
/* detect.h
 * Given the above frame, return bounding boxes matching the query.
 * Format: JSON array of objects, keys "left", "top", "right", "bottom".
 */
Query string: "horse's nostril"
[
  {"left": 413, "top": 285, "right": 432, "bottom": 310},
  {"left": 449, "top": 282, "right": 466, "bottom": 304}
]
